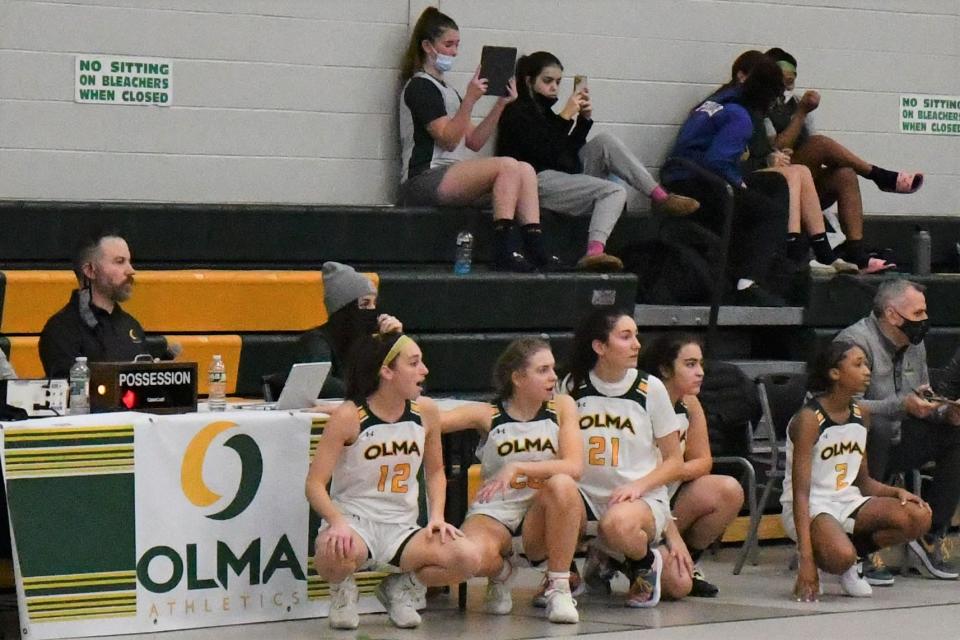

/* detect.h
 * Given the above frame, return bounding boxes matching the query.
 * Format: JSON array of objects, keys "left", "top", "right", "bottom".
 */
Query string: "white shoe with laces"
[
  {"left": 839, "top": 562, "right": 873, "bottom": 597},
  {"left": 484, "top": 577, "right": 513, "bottom": 615},
  {"left": 328, "top": 575, "right": 359, "bottom": 629},
  {"left": 544, "top": 585, "right": 579, "bottom": 624},
  {"left": 375, "top": 573, "right": 422, "bottom": 628}
]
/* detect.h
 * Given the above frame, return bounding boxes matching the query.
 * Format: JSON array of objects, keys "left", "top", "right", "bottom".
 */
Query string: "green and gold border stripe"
[
  {"left": 23, "top": 570, "right": 137, "bottom": 597},
  {"left": 25, "top": 590, "right": 136, "bottom": 623},
  {"left": 4, "top": 425, "right": 134, "bottom": 449},
  {"left": 5, "top": 444, "right": 134, "bottom": 477}
]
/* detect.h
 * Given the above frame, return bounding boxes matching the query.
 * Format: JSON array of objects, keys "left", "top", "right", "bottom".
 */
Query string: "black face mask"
[
  {"left": 533, "top": 92, "right": 559, "bottom": 110},
  {"left": 895, "top": 310, "right": 930, "bottom": 345},
  {"left": 355, "top": 307, "right": 379, "bottom": 336}
]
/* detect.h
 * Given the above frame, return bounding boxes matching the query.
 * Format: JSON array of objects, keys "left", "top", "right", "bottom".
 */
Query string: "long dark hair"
[
  {"left": 400, "top": 7, "right": 458, "bottom": 82},
  {"left": 637, "top": 333, "right": 703, "bottom": 382},
  {"left": 345, "top": 333, "right": 408, "bottom": 403},
  {"left": 563, "top": 309, "right": 632, "bottom": 391},
  {"left": 807, "top": 341, "right": 858, "bottom": 394},
  {"left": 515, "top": 51, "right": 563, "bottom": 105},
  {"left": 492, "top": 337, "right": 551, "bottom": 401},
  {"left": 739, "top": 56, "right": 783, "bottom": 111}
]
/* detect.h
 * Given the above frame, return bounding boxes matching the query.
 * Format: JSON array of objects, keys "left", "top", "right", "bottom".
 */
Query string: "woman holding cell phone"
[
  {"left": 497, "top": 51, "right": 699, "bottom": 272},
  {"left": 397, "top": 8, "right": 560, "bottom": 272}
]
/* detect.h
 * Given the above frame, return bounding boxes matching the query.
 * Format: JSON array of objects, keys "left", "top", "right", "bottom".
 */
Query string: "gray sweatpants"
[{"left": 537, "top": 132, "right": 660, "bottom": 243}]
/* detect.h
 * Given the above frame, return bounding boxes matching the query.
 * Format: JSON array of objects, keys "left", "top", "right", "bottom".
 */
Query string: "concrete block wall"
[{"left": 1, "top": 0, "right": 957, "bottom": 214}]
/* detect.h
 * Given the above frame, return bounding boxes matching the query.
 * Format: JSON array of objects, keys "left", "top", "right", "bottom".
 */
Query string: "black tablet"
[{"left": 479, "top": 46, "right": 517, "bottom": 96}]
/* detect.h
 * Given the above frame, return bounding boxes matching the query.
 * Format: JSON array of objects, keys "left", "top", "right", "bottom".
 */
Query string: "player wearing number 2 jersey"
[
  {"left": 559, "top": 310, "right": 686, "bottom": 608},
  {"left": 306, "top": 333, "right": 479, "bottom": 631},
  {"left": 441, "top": 338, "right": 583, "bottom": 624},
  {"left": 783, "top": 341, "right": 930, "bottom": 603}
]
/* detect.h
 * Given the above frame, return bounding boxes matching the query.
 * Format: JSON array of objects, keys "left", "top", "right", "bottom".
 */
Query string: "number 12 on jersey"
[
  {"left": 588, "top": 436, "right": 620, "bottom": 466},
  {"left": 377, "top": 463, "right": 411, "bottom": 493}
]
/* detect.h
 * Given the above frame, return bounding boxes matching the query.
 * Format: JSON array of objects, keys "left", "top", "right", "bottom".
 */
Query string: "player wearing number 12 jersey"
[
  {"left": 560, "top": 310, "right": 686, "bottom": 608},
  {"left": 306, "top": 334, "right": 479, "bottom": 631},
  {"left": 441, "top": 338, "right": 584, "bottom": 624}
]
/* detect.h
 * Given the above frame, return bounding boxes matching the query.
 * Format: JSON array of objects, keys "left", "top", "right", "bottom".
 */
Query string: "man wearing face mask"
[
  {"left": 836, "top": 279, "right": 960, "bottom": 583},
  {"left": 293, "top": 262, "right": 402, "bottom": 399},
  {"left": 40, "top": 233, "right": 154, "bottom": 379}
]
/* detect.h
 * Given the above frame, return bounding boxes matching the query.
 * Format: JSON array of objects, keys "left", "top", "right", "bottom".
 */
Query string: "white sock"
[
  {"left": 493, "top": 557, "right": 513, "bottom": 583},
  {"left": 547, "top": 571, "right": 570, "bottom": 592},
  {"left": 405, "top": 572, "right": 424, "bottom": 590}
]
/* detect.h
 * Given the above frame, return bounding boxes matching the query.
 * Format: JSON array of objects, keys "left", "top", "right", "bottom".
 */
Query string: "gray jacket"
[{"left": 835, "top": 314, "right": 929, "bottom": 442}]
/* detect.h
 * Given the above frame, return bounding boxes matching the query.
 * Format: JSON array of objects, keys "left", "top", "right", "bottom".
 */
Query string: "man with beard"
[
  {"left": 40, "top": 233, "right": 149, "bottom": 378},
  {"left": 836, "top": 279, "right": 960, "bottom": 584}
]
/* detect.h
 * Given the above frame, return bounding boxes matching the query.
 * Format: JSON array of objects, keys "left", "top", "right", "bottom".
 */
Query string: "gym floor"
[{"left": 7, "top": 540, "right": 959, "bottom": 640}]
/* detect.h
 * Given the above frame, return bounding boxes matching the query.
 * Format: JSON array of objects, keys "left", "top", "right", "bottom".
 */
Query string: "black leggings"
[{"left": 667, "top": 171, "right": 789, "bottom": 283}]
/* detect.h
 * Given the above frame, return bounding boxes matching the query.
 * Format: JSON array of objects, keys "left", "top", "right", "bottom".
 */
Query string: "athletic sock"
[
  {"left": 586, "top": 240, "right": 605, "bottom": 256},
  {"left": 867, "top": 165, "right": 899, "bottom": 191},
  {"left": 624, "top": 549, "right": 656, "bottom": 578},
  {"left": 650, "top": 185, "right": 669, "bottom": 204},
  {"left": 520, "top": 222, "right": 549, "bottom": 266},
  {"left": 492, "top": 557, "right": 513, "bottom": 583},
  {"left": 492, "top": 218, "right": 518, "bottom": 264},
  {"left": 842, "top": 239, "right": 867, "bottom": 267},
  {"left": 786, "top": 232, "right": 806, "bottom": 261},
  {"left": 850, "top": 533, "right": 880, "bottom": 558},
  {"left": 810, "top": 232, "right": 837, "bottom": 264},
  {"left": 547, "top": 571, "right": 571, "bottom": 592},
  {"left": 689, "top": 547, "right": 705, "bottom": 564}
]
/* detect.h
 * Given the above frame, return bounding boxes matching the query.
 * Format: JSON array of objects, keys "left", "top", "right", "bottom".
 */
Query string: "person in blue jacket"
[{"left": 662, "top": 55, "right": 791, "bottom": 306}]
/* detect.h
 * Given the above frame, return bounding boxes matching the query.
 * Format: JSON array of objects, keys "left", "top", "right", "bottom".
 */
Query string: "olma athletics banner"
[{"left": 1, "top": 411, "right": 387, "bottom": 639}]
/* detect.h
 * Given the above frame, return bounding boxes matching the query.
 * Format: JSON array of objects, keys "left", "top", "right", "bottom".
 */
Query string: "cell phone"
[
  {"left": 573, "top": 75, "right": 588, "bottom": 93},
  {"left": 479, "top": 46, "right": 518, "bottom": 97}
]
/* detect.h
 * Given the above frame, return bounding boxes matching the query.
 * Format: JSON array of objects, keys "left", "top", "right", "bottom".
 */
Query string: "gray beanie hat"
[{"left": 322, "top": 262, "right": 376, "bottom": 315}]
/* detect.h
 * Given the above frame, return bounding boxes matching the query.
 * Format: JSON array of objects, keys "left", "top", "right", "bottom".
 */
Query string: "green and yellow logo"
[{"left": 181, "top": 421, "right": 263, "bottom": 520}]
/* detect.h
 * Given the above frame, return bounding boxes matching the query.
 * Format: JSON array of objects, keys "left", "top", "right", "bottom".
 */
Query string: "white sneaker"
[
  {"left": 484, "top": 577, "right": 513, "bottom": 615},
  {"left": 839, "top": 562, "right": 873, "bottom": 597},
  {"left": 375, "top": 573, "right": 422, "bottom": 628},
  {"left": 809, "top": 259, "right": 838, "bottom": 276},
  {"left": 412, "top": 581, "right": 427, "bottom": 610},
  {"left": 545, "top": 586, "right": 579, "bottom": 624},
  {"left": 831, "top": 258, "right": 860, "bottom": 274},
  {"left": 328, "top": 575, "right": 359, "bottom": 630}
]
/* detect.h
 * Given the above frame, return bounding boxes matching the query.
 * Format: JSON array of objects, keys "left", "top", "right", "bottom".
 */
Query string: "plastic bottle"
[
  {"left": 208, "top": 354, "right": 227, "bottom": 412},
  {"left": 454, "top": 231, "right": 474, "bottom": 275},
  {"left": 913, "top": 227, "right": 931, "bottom": 276},
  {"left": 68, "top": 356, "right": 90, "bottom": 415}
]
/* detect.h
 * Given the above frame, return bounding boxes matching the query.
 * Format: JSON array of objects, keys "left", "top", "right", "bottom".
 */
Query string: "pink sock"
[
  {"left": 587, "top": 241, "right": 605, "bottom": 256},
  {"left": 650, "top": 185, "right": 669, "bottom": 204}
]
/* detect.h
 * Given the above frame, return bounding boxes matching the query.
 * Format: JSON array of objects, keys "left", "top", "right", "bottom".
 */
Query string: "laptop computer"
[{"left": 241, "top": 362, "right": 331, "bottom": 411}]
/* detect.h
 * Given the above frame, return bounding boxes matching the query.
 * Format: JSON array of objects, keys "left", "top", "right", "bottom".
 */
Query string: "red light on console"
[{"left": 121, "top": 389, "right": 138, "bottom": 409}]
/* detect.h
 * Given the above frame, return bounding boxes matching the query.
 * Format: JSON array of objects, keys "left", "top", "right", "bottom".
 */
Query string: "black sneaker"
[
  {"left": 493, "top": 250, "right": 536, "bottom": 273},
  {"left": 732, "top": 284, "right": 785, "bottom": 307},
  {"left": 909, "top": 536, "right": 960, "bottom": 579},
  {"left": 689, "top": 565, "right": 719, "bottom": 597},
  {"left": 863, "top": 553, "right": 895, "bottom": 586}
]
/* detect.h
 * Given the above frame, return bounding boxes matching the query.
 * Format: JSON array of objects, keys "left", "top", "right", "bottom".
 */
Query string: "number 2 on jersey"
[
  {"left": 835, "top": 462, "right": 849, "bottom": 491},
  {"left": 377, "top": 463, "right": 411, "bottom": 493},
  {"left": 588, "top": 436, "right": 620, "bottom": 466}
]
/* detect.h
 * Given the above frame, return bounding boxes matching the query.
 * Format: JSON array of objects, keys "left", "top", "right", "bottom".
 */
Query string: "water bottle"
[
  {"left": 913, "top": 227, "right": 931, "bottom": 276},
  {"left": 208, "top": 354, "right": 227, "bottom": 412},
  {"left": 68, "top": 356, "right": 90, "bottom": 415},
  {"left": 454, "top": 231, "right": 474, "bottom": 275}
]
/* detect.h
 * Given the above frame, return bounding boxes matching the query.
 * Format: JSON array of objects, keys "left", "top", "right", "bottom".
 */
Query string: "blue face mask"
[{"left": 434, "top": 52, "right": 455, "bottom": 72}]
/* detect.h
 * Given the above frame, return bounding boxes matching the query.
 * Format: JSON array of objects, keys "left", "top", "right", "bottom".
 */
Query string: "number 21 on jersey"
[{"left": 588, "top": 436, "right": 620, "bottom": 467}]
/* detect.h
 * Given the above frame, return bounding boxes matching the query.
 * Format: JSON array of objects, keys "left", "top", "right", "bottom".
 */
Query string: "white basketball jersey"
[
  {"left": 782, "top": 398, "right": 866, "bottom": 508},
  {"left": 567, "top": 369, "right": 679, "bottom": 514},
  {"left": 330, "top": 400, "right": 425, "bottom": 525},
  {"left": 474, "top": 400, "right": 561, "bottom": 510}
]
